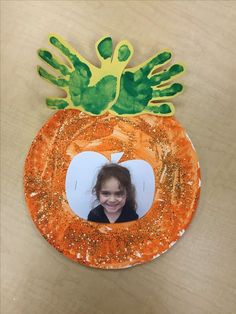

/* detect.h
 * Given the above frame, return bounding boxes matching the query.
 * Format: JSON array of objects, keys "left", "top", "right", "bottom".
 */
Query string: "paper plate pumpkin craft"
[{"left": 24, "top": 35, "right": 201, "bottom": 269}]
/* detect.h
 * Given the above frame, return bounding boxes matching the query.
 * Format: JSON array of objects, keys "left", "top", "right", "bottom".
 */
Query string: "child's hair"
[{"left": 93, "top": 163, "right": 137, "bottom": 211}]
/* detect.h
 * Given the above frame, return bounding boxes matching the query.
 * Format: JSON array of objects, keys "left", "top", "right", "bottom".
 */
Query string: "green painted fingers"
[
  {"left": 38, "top": 35, "right": 184, "bottom": 116},
  {"left": 97, "top": 37, "right": 131, "bottom": 62},
  {"left": 97, "top": 37, "right": 112, "bottom": 59},
  {"left": 38, "top": 35, "right": 133, "bottom": 114},
  {"left": 110, "top": 52, "right": 184, "bottom": 116}
]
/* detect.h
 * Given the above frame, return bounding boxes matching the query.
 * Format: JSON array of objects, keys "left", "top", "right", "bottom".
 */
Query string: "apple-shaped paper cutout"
[{"left": 65, "top": 151, "right": 155, "bottom": 220}]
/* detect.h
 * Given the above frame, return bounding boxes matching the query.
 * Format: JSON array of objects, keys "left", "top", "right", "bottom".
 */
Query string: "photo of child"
[
  {"left": 65, "top": 151, "right": 155, "bottom": 222},
  {"left": 88, "top": 163, "right": 139, "bottom": 223}
]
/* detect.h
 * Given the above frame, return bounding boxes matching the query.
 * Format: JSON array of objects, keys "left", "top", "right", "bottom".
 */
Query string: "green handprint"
[
  {"left": 110, "top": 51, "right": 185, "bottom": 116},
  {"left": 38, "top": 34, "right": 133, "bottom": 115}
]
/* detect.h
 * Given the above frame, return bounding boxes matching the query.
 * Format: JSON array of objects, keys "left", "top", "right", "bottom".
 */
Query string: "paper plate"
[{"left": 24, "top": 109, "right": 200, "bottom": 269}]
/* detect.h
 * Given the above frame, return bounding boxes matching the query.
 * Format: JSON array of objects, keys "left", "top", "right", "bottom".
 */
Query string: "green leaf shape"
[
  {"left": 38, "top": 35, "right": 184, "bottom": 116},
  {"left": 38, "top": 35, "right": 129, "bottom": 115}
]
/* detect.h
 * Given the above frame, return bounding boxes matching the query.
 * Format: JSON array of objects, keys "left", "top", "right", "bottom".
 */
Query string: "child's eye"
[
  {"left": 101, "top": 192, "right": 110, "bottom": 196},
  {"left": 115, "top": 192, "right": 125, "bottom": 197}
]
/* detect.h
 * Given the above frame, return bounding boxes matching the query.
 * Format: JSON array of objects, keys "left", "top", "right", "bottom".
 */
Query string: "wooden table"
[{"left": 1, "top": 1, "right": 236, "bottom": 313}]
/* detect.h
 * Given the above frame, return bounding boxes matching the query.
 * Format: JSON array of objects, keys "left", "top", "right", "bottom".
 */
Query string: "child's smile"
[{"left": 99, "top": 177, "right": 127, "bottom": 215}]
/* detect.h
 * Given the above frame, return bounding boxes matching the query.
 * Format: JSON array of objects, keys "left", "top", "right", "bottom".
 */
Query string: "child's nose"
[{"left": 109, "top": 194, "right": 116, "bottom": 202}]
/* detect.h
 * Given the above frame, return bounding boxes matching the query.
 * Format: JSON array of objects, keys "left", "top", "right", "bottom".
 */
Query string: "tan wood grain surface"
[{"left": 1, "top": 1, "right": 236, "bottom": 313}]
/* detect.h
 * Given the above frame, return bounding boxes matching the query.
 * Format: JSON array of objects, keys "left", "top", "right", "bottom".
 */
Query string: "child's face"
[{"left": 99, "top": 177, "right": 127, "bottom": 214}]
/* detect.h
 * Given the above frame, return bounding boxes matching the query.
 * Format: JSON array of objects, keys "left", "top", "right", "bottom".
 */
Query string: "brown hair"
[{"left": 93, "top": 163, "right": 137, "bottom": 211}]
